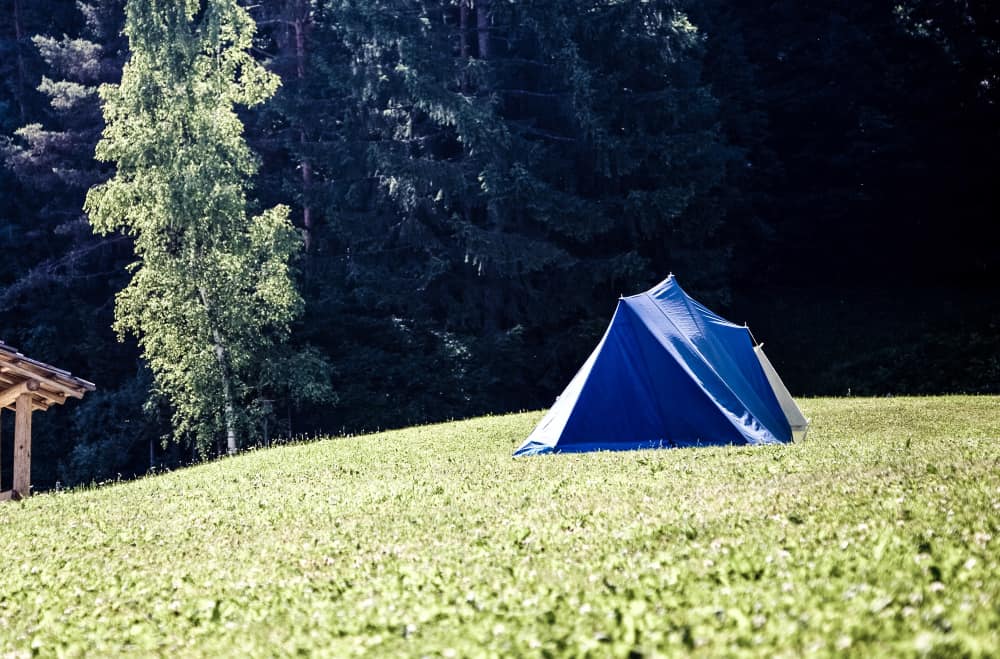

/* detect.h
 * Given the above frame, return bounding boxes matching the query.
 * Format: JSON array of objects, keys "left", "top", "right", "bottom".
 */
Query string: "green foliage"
[
  {"left": 0, "top": 0, "right": 147, "bottom": 489},
  {"left": 62, "top": 368, "right": 166, "bottom": 485},
  {"left": 85, "top": 0, "right": 306, "bottom": 455},
  {"left": 3, "top": 0, "right": 998, "bottom": 485},
  {"left": 254, "top": 0, "right": 738, "bottom": 427},
  {"left": 342, "top": 0, "right": 732, "bottom": 307},
  {"left": 0, "top": 396, "right": 998, "bottom": 655}
]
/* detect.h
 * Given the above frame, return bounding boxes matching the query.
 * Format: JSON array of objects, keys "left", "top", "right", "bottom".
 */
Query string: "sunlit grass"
[{"left": 0, "top": 396, "right": 997, "bottom": 656}]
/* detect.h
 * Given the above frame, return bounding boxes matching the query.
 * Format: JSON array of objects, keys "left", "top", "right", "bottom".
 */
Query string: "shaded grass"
[{"left": 0, "top": 396, "right": 998, "bottom": 656}]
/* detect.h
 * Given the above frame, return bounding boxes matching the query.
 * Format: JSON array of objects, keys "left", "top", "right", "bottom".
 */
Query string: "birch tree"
[{"left": 85, "top": 0, "right": 301, "bottom": 455}]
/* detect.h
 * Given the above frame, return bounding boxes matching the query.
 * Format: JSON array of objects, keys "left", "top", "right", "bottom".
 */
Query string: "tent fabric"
[
  {"left": 753, "top": 345, "right": 809, "bottom": 442},
  {"left": 515, "top": 275, "right": 805, "bottom": 456}
]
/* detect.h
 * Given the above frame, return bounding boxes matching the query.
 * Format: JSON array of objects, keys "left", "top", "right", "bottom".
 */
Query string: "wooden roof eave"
[
  {"left": 0, "top": 341, "right": 95, "bottom": 501},
  {"left": 0, "top": 348, "right": 95, "bottom": 398}
]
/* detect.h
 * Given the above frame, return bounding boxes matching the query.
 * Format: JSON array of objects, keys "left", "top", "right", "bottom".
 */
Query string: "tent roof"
[{"left": 0, "top": 341, "right": 96, "bottom": 412}]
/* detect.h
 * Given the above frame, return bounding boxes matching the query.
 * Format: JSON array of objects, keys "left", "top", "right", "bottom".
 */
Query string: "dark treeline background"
[{"left": 1, "top": 0, "right": 997, "bottom": 487}]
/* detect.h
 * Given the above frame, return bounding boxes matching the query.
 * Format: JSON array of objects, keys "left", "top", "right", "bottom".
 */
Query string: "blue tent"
[{"left": 514, "top": 276, "right": 807, "bottom": 456}]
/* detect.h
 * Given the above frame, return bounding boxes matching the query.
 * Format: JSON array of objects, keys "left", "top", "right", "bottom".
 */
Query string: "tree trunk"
[
  {"left": 292, "top": 2, "right": 314, "bottom": 253},
  {"left": 476, "top": 0, "right": 491, "bottom": 60},
  {"left": 459, "top": 2, "right": 471, "bottom": 92},
  {"left": 460, "top": 2, "right": 470, "bottom": 59},
  {"left": 212, "top": 329, "right": 238, "bottom": 456},
  {"left": 13, "top": 0, "right": 27, "bottom": 122},
  {"left": 300, "top": 151, "right": 313, "bottom": 253},
  {"left": 199, "top": 288, "right": 238, "bottom": 455}
]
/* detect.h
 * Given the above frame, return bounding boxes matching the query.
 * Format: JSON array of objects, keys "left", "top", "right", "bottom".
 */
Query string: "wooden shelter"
[{"left": 0, "top": 341, "right": 95, "bottom": 500}]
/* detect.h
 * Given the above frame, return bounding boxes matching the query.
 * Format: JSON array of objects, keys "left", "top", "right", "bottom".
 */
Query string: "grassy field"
[{"left": 0, "top": 396, "right": 998, "bottom": 657}]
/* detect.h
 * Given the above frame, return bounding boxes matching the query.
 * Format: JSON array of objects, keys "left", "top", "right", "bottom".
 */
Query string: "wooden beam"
[
  {"left": 3, "top": 401, "right": 50, "bottom": 413},
  {"left": 0, "top": 490, "right": 11, "bottom": 502},
  {"left": 0, "top": 362, "right": 85, "bottom": 399},
  {"left": 33, "top": 389, "right": 65, "bottom": 408},
  {"left": 38, "top": 386, "right": 67, "bottom": 402},
  {"left": 2, "top": 391, "right": 63, "bottom": 413},
  {"left": 13, "top": 392, "right": 32, "bottom": 499},
  {"left": 3, "top": 406, "right": 49, "bottom": 414},
  {"left": 0, "top": 380, "right": 39, "bottom": 409}
]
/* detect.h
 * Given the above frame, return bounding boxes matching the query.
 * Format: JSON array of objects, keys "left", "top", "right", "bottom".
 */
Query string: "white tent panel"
[
  {"left": 753, "top": 345, "right": 809, "bottom": 441},
  {"left": 522, "top": 326, "right": 609, "bottom": 451}
]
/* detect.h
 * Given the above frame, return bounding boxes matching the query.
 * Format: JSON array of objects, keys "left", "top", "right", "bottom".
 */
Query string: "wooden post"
[{"left": 13, "top": 392, "right": 32, "bottom": 499}]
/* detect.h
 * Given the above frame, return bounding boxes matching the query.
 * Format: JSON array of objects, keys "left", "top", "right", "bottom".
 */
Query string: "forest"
[{"left": 1, "top": 0, "right": 997, "bottom": 488}]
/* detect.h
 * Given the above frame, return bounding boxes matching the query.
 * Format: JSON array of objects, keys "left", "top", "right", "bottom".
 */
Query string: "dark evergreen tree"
[
  {"left": 2, "top": 0, "right": 997, "bottom": 485},
  {"left": 891, "top": 0, "right": 1000, "bottom": 280},
  {"left": 0, "top": 0, "right": 150, "bottom": 487},
  {"left": 250, "top": 0, "right": 738, "bottom": 428}
]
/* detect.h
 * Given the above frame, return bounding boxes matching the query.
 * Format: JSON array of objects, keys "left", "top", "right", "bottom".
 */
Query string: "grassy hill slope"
[{"left": 1, "top": 396, "right": 998, "bottom": 657}]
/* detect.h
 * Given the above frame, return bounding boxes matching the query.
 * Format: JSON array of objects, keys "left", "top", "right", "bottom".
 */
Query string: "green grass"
[{"left": 1, "top": 396, "right": 998, "bottom": 657}]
